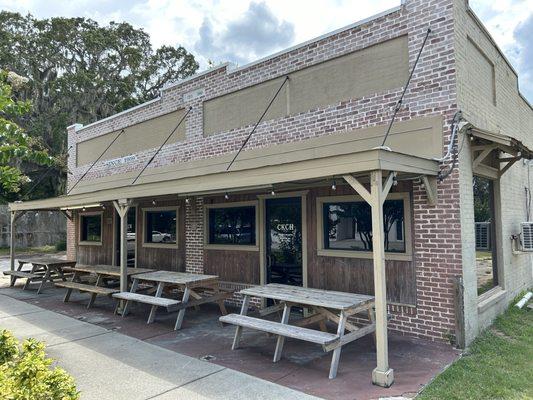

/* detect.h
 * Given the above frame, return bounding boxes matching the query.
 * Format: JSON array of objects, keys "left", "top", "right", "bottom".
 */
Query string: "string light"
[
  {"left": 224, "top": 192, "right": 229, "bottom": 200},
  {"left": 271, "top": 189, "right": 276, "bottom": 196},
  {"left": 331, "top": 180, "right": 337, "bottom": 191},
  {"left": 185, "top": 198, "right": 190, "bottom": 205},
  {"left": 152, "top": 199, "right": 156, "bottom": 205}
]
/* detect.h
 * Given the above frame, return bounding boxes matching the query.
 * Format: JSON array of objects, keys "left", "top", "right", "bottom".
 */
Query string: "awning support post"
[
  {"left": 60, "top": 210, "right": 73, "bottom": 221},
  {"left": 369, "top": 170, "right": 394, "bottom": 387},
  {"left": 343, "top": 171, "right": 395, "bottom": 387},
  {"left": 10, "top": 210, "right": 17, "bottom": 275},
  {"left": 113, "top": 199, "right": 130, "bottom": 310},
  {"left": 421, "top": 175, "right": 437, "bottom": 206}
]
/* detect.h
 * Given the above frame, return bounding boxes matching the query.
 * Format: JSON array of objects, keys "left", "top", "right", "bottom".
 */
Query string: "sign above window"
[{"left": 103, "top": 154, "right": 137, "bottom": 167}]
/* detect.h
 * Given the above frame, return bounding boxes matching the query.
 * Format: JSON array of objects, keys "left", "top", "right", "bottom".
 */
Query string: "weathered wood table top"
[
  {"left": 132, "top": 271, "right": 219, "bottom": 287},
  {"left": 18, "top": 257, "right": 76, "bottom": 266},
  {"left": 117, "top": 270, "right": 228, "bottom": 330},
  {"left": 225, "top": 284, "right": 377, "bottom": 379},
  {"left": 65, "top": 264, "right": 154, "bottom": 277},
  {"left": 240, "top": 284, "right": 374, "bottom": 311}
]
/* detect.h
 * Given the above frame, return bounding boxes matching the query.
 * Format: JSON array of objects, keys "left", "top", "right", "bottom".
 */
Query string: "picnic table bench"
[
  {"left": 113, "top": 270, "right": 233, "bottom": 330},
  {"left": 3, "top": 257, "right": 77, "bottom": 294},
  {"left": 219, "top": 283, "right": 376, "bottom": 379},
  {"left": 57, "top": 264, "right": 154, "bottom": 308}
]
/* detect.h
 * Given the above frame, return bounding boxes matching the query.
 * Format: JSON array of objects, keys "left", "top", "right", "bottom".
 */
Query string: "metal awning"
[{"left": 9, "top": 147, "right": 439, "bottom": 211}]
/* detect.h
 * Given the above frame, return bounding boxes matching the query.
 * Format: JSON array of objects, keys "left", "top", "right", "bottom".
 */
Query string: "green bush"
[
  {"left": 55, "top": 240, "right": 67, "bottom": 252},
  {"left": 0, "top": 330, "right": 79, "bottom": 400}
]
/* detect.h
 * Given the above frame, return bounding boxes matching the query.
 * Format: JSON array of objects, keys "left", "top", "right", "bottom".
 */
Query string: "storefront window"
[
  {"left": 208, "top": 206, "right": 256, "bottom": 245},
  {"left": 144, "top": 209, "right": 177, "bottom": 244},
  {"left": 80, "top": 214, "right": 102, "bottom": 242},
  {"left": 323, "top": 199, "right": 405, "bottom": 252}
]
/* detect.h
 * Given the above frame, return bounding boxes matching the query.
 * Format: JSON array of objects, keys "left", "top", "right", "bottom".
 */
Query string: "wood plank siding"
[
  {"left": 136, "top": 197, "right": 186, "bottom": 271},
  {"left": 306, "top": 184, "right": 416, "bottom": 305},
  {"left": 203, "top": 193, "right": 260, "bottom": 285},
  {"left": 76, "top": 207, "right": 113, "bottom": 265},
  {"left": 73, "top": 185, "right": 415, "bottom": 304}
]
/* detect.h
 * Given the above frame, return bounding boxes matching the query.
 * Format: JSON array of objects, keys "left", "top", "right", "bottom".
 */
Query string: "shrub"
[
  {"left": 55, "top": 240, "right": 67, "bottom": 252},
  {"left": 0, "top": 330, "right": 79, "bottom": 400}
]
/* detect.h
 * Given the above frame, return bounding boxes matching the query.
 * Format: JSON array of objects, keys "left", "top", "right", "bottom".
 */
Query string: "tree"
[
  {"left": 0, "top": 12, "right": 199, "bottom": 200},
  {"left": 383, "top": 200, "right": 404, "bottom": 251},
  {"left": 473, "top": 176, "right": 491, "bottom": 222},
  {"left": 0, "top": 70, "right": 53, "bottom": 202}
]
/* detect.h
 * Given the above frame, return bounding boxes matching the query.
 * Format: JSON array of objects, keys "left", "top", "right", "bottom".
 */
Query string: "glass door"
[{"left": 265, "top": 197, "right": 302, "bottom": 286}]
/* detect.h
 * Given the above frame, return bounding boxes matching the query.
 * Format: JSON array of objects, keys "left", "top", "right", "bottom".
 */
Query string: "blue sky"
[{"left": 1, "top": 0, "right": 532, "bottom": 102}]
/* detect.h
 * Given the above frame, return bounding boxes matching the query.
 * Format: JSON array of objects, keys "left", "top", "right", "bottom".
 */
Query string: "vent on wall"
[
  {"left": 475, "top": 222, "right": 491, "bottom": 251},
  {"left": 521, "top": 222, "right": 533, "bottom": 251}
]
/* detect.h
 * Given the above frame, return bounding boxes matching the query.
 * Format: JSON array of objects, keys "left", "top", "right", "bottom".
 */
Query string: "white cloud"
[
  {"left": 0, "top": 0, "right": 531, "bottom": 101},
  {"left": 470, "top": 0, "right": 533, "bottom": 102}
]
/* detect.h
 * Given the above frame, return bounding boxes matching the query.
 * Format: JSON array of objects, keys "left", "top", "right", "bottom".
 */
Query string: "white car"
[{"left": 151, "top": 231, "right": 172, "bottom": 243}]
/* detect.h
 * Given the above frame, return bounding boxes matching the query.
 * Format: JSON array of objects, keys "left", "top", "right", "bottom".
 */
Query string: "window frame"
[
  {"left": 78, "top": 211, "right": 103, "bottom": 246},
  {"left": 142, "top": 206, "right": 179, "bottom": 249},
  {"left": 316, "top": 192, "right": 412, "bottom": 261},
  {"left": 204, "top": 201, "right": 259, "bottom": 251}
]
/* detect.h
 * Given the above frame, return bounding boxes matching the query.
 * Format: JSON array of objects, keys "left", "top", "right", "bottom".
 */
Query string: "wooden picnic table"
[
  {"left": 219, "top": 283, "right": 376, "bottom": 379},
  {"left": 113, "top": 270, "right": 232, "bottom": 330},
  {"left": 57, "top": 264, "right": 155, "bottom": 309},
  {"left": 3, "top": 257, "right": 77, "bottom": 294}
]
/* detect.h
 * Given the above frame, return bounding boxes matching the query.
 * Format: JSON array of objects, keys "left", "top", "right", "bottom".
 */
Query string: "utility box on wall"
[{"left": 520, "top": 222, "right": 533, "bottom": 252}]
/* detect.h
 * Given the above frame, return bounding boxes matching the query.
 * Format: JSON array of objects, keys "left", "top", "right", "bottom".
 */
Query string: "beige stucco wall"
[{"left": 455, "top": 0, "right": 533, "bottom": 345}]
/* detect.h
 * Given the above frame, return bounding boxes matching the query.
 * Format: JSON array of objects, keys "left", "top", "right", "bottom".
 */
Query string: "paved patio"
[{"left": 0, "top": 258, "right": 460, "bottom": 400}]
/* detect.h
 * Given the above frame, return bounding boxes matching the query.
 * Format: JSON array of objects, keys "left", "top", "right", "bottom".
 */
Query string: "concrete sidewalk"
[{"left": 0, "top": 294, "right": 320, "bottom": 400}]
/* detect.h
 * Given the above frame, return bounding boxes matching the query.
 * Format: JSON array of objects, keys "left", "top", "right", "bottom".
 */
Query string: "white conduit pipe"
[
  {"left": 515, "top": 291, "right": 532, "bottom": 309},
  {"left": 433, "top": 110, "right": 463, "bottom": 163}
]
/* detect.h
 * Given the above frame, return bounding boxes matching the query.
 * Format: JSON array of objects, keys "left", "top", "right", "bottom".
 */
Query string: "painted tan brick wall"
[{"left": 454, "top": 0, "right": 533, "bottom": 344}]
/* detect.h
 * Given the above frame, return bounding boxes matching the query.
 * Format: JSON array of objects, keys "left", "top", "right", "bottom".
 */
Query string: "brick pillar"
[
  {"left": 185, "top": 196, "right": 204, "bottom": 273},
  {"left": 66, "top": 214, "right": 77, "bottom": 260}
]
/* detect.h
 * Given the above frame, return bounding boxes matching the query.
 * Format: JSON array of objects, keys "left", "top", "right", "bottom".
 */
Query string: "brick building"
[{"left": 9, "top": 0, "right": 533, "bottom": 386}]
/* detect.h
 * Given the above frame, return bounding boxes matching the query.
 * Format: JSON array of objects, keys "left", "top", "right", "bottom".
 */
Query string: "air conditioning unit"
[
  {"left": 475, "top": 222, "right": 490, "bottom": 251},
  {"left": 520, "top": 222, "right": 533, "bottom": 251}
]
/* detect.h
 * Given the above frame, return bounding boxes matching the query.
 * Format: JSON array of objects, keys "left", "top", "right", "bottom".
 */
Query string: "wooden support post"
[
  {"left": 113, "top": 199, "right": 130, "bottom": 312},
  {"left": 9, "top": 211, "right": 16, "bottom": 284},
  {"left": 273, "top": 303, "right": 291, "bottom": 362},
  {"left": 147, "top": 282, "right": 165, "bottom": 324},
  {"left": 369, "top": 170, "right": 394, "bottom": 387},
  {"left": 174, "top": 287, "right": 191, "bottom": 330},
  {"left": 329, "top": 311, "right": 347, "bottom": 379},
  {"left": 421, "top": 175, "right": 437, "bottom": 206},
  {"left": 232, "top": 295, "right": 250, "bottom": 350}
]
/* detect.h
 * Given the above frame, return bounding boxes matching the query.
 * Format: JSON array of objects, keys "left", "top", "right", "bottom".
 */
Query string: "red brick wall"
[
  {"left": 66, "top": 214, "right": 77, "bottom": 260},
  {"left": 66, "top": 0, "right": 461, "bottom": 342},
  {"left": 185, "top": 196, "right": 204, "bottom": 274}
]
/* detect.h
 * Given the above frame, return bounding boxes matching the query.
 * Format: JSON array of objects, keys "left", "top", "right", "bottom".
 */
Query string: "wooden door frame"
[{"left": 257, "top": 191, "right": 308, "bottom": 295}]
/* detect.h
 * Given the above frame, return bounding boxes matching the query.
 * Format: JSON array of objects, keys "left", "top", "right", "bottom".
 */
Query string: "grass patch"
[
  {"left": 0, "top": 245, "right": 58, "bottom": 257},
  {"left": 476, "top": 251, "right": 492, "bottom": 260},
  {"left": 477, "top": 279, "right": 494, "bottom": 296},
  {"left": 417, "top": 302, "right": 533, "bottom": 400}
]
